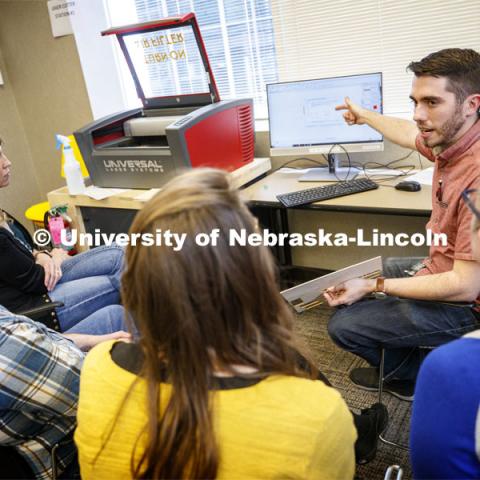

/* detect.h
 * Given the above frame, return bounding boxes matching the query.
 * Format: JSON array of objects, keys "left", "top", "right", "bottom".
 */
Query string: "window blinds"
[{"left": 270, "top": 0, "right": 480, "bottom": 115}]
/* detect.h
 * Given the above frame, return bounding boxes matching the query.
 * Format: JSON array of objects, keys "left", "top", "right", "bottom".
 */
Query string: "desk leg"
[
  {"left": 274, "top": 207, "right": 292, "bottom": 265},
  {"left": 249, "top": 205, "right": 291, "bottom": 266},
  {"left": 249, "top": 205, "right": 329, "bottom": 288}
]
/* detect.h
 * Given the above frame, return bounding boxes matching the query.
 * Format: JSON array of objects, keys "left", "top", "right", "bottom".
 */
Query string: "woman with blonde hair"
[{"left": 75, "top": 168, "right": 376, "bottom": 479}]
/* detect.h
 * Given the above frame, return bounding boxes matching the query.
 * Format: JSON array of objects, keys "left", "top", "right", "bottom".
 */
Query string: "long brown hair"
[{"left": 121, "top": 168, "right": 315, "bottom": 479}]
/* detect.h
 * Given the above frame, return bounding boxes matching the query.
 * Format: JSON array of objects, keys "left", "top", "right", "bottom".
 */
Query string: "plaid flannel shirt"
[{"left": 0, "top": 306, "right": 84, "bottom": 479}]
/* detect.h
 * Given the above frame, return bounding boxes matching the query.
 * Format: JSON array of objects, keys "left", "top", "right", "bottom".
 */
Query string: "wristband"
[
  {"left": 373, "top": 276, "right": 387, "bottom": 299},
  {"left": 375, "top": 276, "right": 385, "bottom": 293},
  {"left": 35, "top": 250, "right": 52, "bottom": 259}
]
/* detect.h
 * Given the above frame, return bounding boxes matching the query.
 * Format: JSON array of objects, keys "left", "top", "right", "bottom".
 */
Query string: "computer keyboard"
[{"left": 276, "top": 178, "right": 379, "bottom": 207}]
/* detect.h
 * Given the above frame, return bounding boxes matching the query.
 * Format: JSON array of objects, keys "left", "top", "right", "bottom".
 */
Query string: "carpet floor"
[{"left": 294, "top": 304, "right": 412, "bottom": 480}]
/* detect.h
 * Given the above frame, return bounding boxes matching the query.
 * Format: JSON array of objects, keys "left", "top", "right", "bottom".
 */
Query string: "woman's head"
[
  {"left": 121, "top": 168, "right": 311, "bottom": 479},
  {"left": 123, "top": 168, "right": 300, "bottom": 374},
  {"left": 0, "top": 138, "right": 12, "bottom": 189}
]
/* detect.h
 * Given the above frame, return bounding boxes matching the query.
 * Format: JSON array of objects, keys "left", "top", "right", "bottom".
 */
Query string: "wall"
[
  {"left": 289, "top": 210, "right": 428, "bottom": 271},
  {"left": 0, "top": 0, "right": 93, "bottom": 206},
  {"left": 0, "top": 44, "right": 40, "bottom": 221}
]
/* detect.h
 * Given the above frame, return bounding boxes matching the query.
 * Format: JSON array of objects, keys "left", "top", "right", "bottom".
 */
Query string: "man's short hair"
[{"left": 407, "top": 48, "right": 480, "bottom": 104}]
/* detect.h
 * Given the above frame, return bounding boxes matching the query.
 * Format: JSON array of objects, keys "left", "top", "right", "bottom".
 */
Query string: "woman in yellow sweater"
[{"left": 75, "top": 168, "right": 357, "bottom": 479}]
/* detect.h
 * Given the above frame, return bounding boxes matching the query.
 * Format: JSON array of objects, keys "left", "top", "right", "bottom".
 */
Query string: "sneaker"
[
  {"left": 349, "top": 367, "right": 415, "bottom": 402},
  {"left": 354, "top": 402, "right": 389, "bottom": 464}
]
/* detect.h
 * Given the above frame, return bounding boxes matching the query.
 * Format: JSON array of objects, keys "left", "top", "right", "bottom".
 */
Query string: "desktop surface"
[{"left": 243, "top": 170, "right": 432, "bottom": 216}]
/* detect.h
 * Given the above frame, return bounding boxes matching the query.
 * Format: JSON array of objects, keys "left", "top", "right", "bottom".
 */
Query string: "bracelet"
[{"left": 35, "top": 250, "right": 52, "bottom": 259}]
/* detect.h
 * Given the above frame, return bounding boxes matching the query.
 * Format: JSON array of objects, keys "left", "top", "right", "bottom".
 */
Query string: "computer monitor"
[{"left": 267, "top": 73, "right": 383, "bottom": 181}]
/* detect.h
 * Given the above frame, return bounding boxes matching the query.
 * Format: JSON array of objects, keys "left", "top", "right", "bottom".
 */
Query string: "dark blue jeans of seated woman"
[
  {"left": 49, "top": 244, "right": 126, "bottom": 334},
  {"left": 327, "top": 257, "right": 480, "bottom": 381}
]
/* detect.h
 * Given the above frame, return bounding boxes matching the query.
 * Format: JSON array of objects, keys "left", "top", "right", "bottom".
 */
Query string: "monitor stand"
[{"left": 298, "top": 154, "right": 358, "bottom": 182}]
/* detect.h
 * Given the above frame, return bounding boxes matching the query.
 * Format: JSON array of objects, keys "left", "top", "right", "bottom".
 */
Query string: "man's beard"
[{"left": 424, "top": 106, "right": 465, "bottom": 151}]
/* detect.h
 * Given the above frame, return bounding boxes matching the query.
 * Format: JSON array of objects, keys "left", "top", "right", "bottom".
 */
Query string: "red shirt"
[{"left": 415, "top": 119, "right": 480, "bottom": 276}]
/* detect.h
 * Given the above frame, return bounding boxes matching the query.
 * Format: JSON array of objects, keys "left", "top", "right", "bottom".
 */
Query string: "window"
[
  {"left": 270, "top": 0, "right": 480, "bottom": 115},
  {"left": 104, "top": 0, "right": 278, "bottom": 118},
  {"left": 75, "top": 0, "right": 479, "bottom": 121}
]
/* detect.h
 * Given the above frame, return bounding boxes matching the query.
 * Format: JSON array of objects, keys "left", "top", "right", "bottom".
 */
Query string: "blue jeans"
[
  {"left": 328, "top": 257, "right": 480, "bottom": 381},
  {"left": 49, "top": 245, "right": 126, "bottom": 334}
]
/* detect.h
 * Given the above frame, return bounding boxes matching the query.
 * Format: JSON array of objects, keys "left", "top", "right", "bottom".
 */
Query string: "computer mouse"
[{"left": 395, "top": 181, "right": 422, "bottom": 192}]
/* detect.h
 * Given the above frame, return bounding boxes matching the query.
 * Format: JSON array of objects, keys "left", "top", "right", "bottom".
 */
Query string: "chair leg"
[
  {"left": 384, "top": 464, "right": 404, "bottom": 480},
  {"left": 51, "top": 444, "right": 58, "bottom": 480},
  {"left": 378, "top": 347, "right": 409, "bottom": 451},
  {"left": 379, "top": 431, "right": 409, "bottom": 451},
  {"left": 378, "top": 347, "right": 385, "bottom": 404}
]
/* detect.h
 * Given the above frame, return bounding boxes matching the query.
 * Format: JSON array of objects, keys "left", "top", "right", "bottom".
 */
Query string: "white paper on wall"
[{"left": 47, "top": 0, "right": 76, "bottom": 38}]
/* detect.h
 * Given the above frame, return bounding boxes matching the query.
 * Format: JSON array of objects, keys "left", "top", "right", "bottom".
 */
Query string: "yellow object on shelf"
[
  {"left": 60, "top": 134, "right": 89, "bottom": 178},
  {"left": 25, "top": 201, "right": 50, "bottom": 229}
]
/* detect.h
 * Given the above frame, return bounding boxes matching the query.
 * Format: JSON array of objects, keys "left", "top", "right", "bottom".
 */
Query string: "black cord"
[
  {"left": 358, "top": 150, "right": 418, "bottom": 182},
  {"left": 315, "top": 145, "right": 418, "bottom": 183},
  {"left": 417, "top": 151, "right": 424, "bottom": 170},
  {"left": 272, "top": 147, "right": 424, "bottom": 184},
  {"left": 326, "top": 144, "right": 358, "bottom": 182}
]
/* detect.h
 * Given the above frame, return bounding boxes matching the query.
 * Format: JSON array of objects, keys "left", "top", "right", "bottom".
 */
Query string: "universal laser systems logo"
[{"left": 33, "top": 228, "right": 448, "bottom": 250}]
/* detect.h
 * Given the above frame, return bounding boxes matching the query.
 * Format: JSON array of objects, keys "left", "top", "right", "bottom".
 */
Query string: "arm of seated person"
[
  {"left": 64, "top": 331, "right": 131, "bottom": 351},
  {"left": 33, "top": 249, "right": 71, "bottom": 291},
  {"left": 324, "top": 259, "right": 480, "bottom": 306},
  {"left": 47, "top": 247, "right": 71, "bottom": 264},
  {"left": 0, "top": 235, "right": 48, "bottom": 294},
  {"left": 33, "top": 251, "right": 63, "bottom": 291}
]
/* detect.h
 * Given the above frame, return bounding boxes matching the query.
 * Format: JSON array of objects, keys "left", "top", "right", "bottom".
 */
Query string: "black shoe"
[
  {"left": 349, "top": 367, "right": 415, "bottom": 402},
  {"left": 354, "top": 402, "right": 389, "bottom": 464}
]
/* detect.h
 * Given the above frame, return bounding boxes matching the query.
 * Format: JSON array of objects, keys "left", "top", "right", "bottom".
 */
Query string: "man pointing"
[{"left": 325, "top": 48, "right": 480, "bottom": 400}]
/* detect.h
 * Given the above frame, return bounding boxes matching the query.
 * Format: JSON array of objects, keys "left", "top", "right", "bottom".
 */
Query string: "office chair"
[
  {"left": 14, "top": 301, "right": 63, "bottom": 320},
  {"left": 384, "top": 464, "right": 403, "bottom": 480}
]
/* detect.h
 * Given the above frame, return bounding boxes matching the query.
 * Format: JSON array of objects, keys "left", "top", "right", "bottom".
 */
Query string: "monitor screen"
[{"left": 267, "top": 73, "right": 383, "bottom": 152}]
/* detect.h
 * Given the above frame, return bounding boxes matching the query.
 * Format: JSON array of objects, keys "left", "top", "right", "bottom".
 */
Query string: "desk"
[
  {"left": 47, "top": 188, "right": 143, "bottom": 252},
  {"left": 48, "top": 166, "right": 433, "bottom": 271},
  {"left": 47, "top": 158, "right": 271, "bottom": 252},
  {"left": 242, "top": 170, "right": 432, "bottom": 270},
  {"left": 243, "top": 170, "right": 431, "bottom": 215}
]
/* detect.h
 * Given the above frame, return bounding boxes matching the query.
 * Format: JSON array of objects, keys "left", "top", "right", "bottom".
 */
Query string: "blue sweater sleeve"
[{"left": 410, "top": 337, "right": 480, "bottom": 479}]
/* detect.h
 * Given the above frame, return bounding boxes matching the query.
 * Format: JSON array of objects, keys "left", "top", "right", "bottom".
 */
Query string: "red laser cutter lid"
[{"left": 102, "top": 12, "right": 220, "bottom": 109}]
